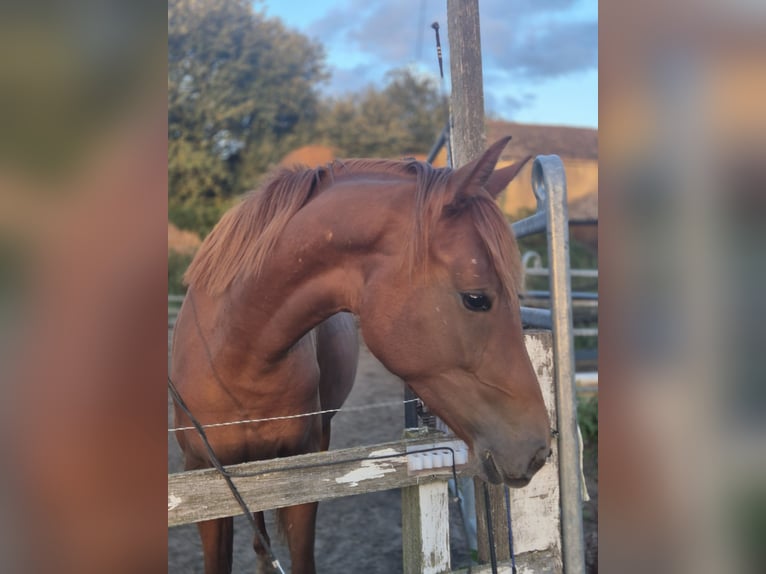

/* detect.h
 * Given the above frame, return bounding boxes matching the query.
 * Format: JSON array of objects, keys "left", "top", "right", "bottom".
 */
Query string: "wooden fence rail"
[{"left": 168, "top": 434, "right": 462, "bottom": 527}]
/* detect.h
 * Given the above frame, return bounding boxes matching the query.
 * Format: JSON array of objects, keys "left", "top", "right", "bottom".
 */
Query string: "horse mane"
[
  {"left": 183, "top": 166, "right": 322, "bottom": 295},
  {"left": 184, "top": 158, "right": 522, "bottom": 302}
]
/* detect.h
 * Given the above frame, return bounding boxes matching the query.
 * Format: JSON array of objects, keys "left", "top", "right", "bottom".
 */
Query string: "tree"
[
  {"left": 318, "top": 67, "right": 446, "bottom": 158},
  {"left": 168, "top": 0, "right": 326, "bottom": 235}
]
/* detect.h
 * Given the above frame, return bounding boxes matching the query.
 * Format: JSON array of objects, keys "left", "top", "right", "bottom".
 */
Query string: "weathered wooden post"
[
  {"left": 447, "top": 0, "right": 486, "bottom": 159},
  {"left": 402, "top": 479, "right": 451, "bottom": 574}
]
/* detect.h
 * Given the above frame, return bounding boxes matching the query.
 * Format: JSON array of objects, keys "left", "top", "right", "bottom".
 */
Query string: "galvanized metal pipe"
[
  {"left": 520, "top": 306, "right": 553, "bottom": 329},
  {"left": 572, "top": 328, "right": 599, "bottom": 337},
  {"left": 534, "top": 155, "right": 586, "bottom": 574},
  {"left": 511, "top": 210, "right": 547, "bottom": 239},
  {"left": 524, "top": 268, "right": 599, "bottom": 279},
  {"left": 575, "top": 371, "right": 598, "bottom": 394},
  {"left": 523, "top": 290, "right": 599, "bottom": 302},
  {"left": 426, "top": 125, "right": 448, "bottom": 165}
]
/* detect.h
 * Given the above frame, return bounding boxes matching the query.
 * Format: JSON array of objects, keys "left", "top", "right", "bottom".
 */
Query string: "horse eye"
[{"left": 461, "top": 292, "right": 492, "bottom": 312}]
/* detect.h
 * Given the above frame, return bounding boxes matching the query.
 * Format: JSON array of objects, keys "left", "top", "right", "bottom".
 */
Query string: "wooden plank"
[
  {"left": 510, "top": 332, "right": 562, "bottom": 571},
  {"left": 168, "top": 435, "right": 459, "bottom": 527},
  {"left": 475, "top": 479, "right": 510, "bottom": 563},
  {"left": 402, "top": 481, "right": 451, "bottom": 574}
]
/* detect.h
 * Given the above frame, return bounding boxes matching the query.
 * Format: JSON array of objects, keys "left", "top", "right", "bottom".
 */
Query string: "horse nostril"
[{"left": 527, "top": 445, "right": 549, "bottom": 475}]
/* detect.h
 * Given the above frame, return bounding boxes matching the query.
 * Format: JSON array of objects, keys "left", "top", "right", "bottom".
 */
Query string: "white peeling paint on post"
[
  {"left": 524, "top": 333, "right": 557, "bottom": 415},
  {"left": 418, "top": 481, "right": 450, "bottom": 574},
  {"left": 168, "top": 494, "right": 182, "bottom": 511},
  {"left": 508, "top": 332, "right": 562, "bottom": 570},
  {"left": 335, "top": 458, "right": 397, "bottom": 488}
]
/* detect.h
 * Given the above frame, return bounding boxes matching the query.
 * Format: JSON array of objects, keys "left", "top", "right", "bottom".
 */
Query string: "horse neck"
[{"left": 227, "top": 178, "right": 411, "bottom": 365}]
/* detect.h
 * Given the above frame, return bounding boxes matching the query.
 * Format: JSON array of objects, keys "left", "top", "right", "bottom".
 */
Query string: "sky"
[{"left": 258, "top": 0, "right": 598, "bottom": 128}]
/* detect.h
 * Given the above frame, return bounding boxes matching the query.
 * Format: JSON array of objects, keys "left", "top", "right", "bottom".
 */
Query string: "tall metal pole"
[{"left": 535, "top": 157, "right": 587, "bottom": 574}]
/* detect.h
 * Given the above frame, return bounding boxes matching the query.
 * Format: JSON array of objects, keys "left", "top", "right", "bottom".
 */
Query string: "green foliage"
[
  {"left": 318, "top": 68, "right": 446, "bottom": 158},
  {"left": 168, "top": 250, "right": 194, "bottom": 295},
  {"left": 168, "top": 0, "right": 326, "bottom": 236},
  {"left": 168, "top": 195, "right": 232, "bottom": 239},
  {"left": 574, "top": 333, "right": 598, "bottom": 353},
  {"left": 577, "top": 395, "right": 598, "bottom": 446}
]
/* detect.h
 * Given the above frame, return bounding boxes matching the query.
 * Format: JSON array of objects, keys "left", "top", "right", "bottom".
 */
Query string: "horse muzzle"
[{"left": 477, "top": 440, "right": 551, "bottom": 488}]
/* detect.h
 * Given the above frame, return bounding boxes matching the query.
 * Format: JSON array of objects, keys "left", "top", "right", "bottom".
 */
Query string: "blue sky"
[{"left": 258, "top": 0, "right": 597, "bottom": 128}]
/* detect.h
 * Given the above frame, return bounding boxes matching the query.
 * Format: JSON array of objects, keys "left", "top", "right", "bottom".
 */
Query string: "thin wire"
[{"left": 168, "top": 398, "right": 420, "bottom": 433}]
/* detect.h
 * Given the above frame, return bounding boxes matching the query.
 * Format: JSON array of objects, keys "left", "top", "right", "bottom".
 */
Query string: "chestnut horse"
[{"left": 171, "top": 137, "right": 551, "bottom": 574}]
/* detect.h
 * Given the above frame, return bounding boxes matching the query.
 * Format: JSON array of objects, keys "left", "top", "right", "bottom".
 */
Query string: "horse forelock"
[
  {"left": 407, "top": 162, "right": 522, "bottom": 305},
  {"left": 183, "top": 158, "right": 521, "bottom": 301},
  {"left": 465, "top": 195, "right": 523, "bottom": 304}
]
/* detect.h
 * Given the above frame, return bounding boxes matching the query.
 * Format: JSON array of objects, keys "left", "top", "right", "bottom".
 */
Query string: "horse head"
[{"left": 359, "top": 138, "right": 551, "bottom": 486}]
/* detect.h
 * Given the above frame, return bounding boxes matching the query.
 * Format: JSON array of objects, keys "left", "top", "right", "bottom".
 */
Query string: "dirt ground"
[{"left": 168, "top": 336, "right": 597, "bottom": 573}]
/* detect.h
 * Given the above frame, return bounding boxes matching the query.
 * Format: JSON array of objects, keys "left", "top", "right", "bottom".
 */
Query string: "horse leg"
[
  {"left": 182, "top": 454, "right": 234, "bottom": 574},
  {"left": 279, "top": 502, "right": 319, "bottom": 574},
  {"left": 320, "top": 415, "right": 332, "bottom": 451},
  {"left": 252, "top": 511, "right": 280, "bottom": 574},
  {"left": 197, "top": 517, "right": 234, "bottom": 574}
]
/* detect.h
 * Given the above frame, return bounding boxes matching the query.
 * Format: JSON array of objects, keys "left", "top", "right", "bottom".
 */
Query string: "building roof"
[{"left": 487, "top": 120, "right": 598, "bottom": 161}]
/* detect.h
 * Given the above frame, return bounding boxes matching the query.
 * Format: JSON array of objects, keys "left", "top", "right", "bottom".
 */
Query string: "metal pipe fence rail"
[
  {"left": 521, "top": 292, "right": 597, "bottom": 338},
  {"left": 510, "top": 156, "right": 586, "bottom": 573},
  {"left": 519, "top": 226, "right": 599, "bottom": 399}
]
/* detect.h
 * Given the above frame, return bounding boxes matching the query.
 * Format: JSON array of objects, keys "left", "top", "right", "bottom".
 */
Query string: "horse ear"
[
  {"left": 484, "top": 155, "right": 532, "bottom": 198},
  {"left": 450, "top": 136, "right": 512, "bottom": 195}
]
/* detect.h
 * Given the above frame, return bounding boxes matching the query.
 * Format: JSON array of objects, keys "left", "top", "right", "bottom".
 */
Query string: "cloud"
[
  {"left": 306, "top": 0, "right": 596, "bottom": 90},
  {"left": 484, "top": 18, "right": 598, "bottom": 79},
  {"left": 347, "top": 3, "right": 430, "bottom": 61},
  {"left": 485, "top": 90, "right": 538, "bottom": 119},
  {"left": 480, "top": 0, "right": 580, "bottom": 16},
  {"left": 308, "top": 0, "right": 445, "bottom": 63},
  {"left": 323, "top": 63, "right": 380, "bottom": 95},
  {"left": 306, "top": 2, "right": 362, "bottom": 44}
]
